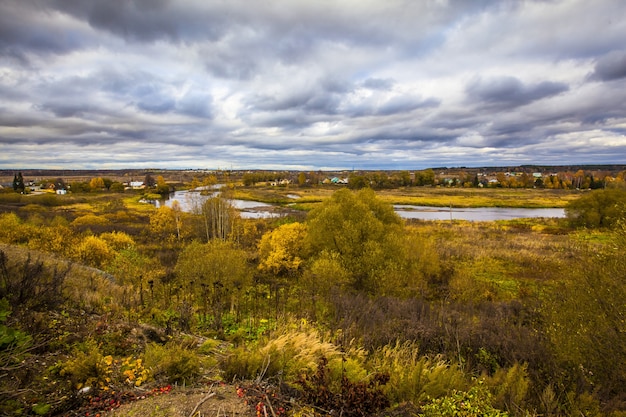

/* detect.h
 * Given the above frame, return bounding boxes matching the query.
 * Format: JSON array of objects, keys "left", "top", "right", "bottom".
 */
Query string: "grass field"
[{"left": 230, "top": 185, "right": 581, "bottom": 209}]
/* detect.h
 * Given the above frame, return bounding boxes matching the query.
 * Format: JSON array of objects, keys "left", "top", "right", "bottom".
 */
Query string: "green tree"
[
  {"left": 565, "top": 189, "right": 626, "bottom": 228},
  {"left": 306, "top": 188, "right": 404, "bottom": 293},
  {"left": 174, "top": 240, "right": 251, "bottom": 334},
  {"left": 12, "top": 172, "right": 25, "bottom": 193}
]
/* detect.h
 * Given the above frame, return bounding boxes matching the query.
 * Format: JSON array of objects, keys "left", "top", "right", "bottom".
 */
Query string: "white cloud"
[{"left": 0, "top": 0, "right": 625, "bottom": 169}]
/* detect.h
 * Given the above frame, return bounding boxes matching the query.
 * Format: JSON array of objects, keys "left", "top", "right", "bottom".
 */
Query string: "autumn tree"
[
  {"left": 76, "top": 235, "right": 114, "bottom": 269},
  {"left": 89, "top": 177, "right": 105, "bottom": 191},
  {"left": 258, "top": 222, "right": 307, "bottom": 277},
  {"left": 174, "top": 240, "right": 251, "bottom": 334},
  {"left": 150, "top": 205, "right": 185, "bottom": 241},
  {"left": 298, "top": 172, "right": 307, "bottom": 186},
  {"left": 565, "top": 189, "right": 626, "bottom": 228},
  {"left": 196, "top": 195, "right": 239, "bottom": 242},
  {"left": 306, "top": 188, "right": 405, "bottom": 293},
  {"left": 155, "top": 175, "right": 170, "bottom": 195}
]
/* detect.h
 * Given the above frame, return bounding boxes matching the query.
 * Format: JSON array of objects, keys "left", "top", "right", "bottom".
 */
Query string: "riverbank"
[{"left": 230, "top": 185, "right": 581, "bottom": 209}]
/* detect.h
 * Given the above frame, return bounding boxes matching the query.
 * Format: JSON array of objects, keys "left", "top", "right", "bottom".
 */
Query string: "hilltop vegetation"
[{"left": 0, "top": 173, "right": 625, "bottom": 416}]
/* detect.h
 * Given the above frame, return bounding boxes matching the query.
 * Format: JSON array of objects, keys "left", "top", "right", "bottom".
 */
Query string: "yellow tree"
[
  {"left": 150, "top": 206, "right": 182, "bottom": 241},
  {"left": 89, "top": 177, "right": 105, "bottom": 191},
  {"left": 174, "top": 240, "right": 251, "bottom": 334},
  {"left": 258, "top": 222, "right": 307, "bottom": 277}
]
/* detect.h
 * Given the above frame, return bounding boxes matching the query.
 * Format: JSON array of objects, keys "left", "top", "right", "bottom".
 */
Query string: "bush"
[
  {"left": 60, "top": 341, "right": 114, "bottom": 390},
  {"left": 566, "top": 189, "right": 626, "bottom": 228},
  {"left": 420, "top": 383, "right": 509, "bottom": 417},
  {"left": 144, "top": 342, "right": 201, "bottom": 384},
  {"left": 372, "top": 341, "right": 468, "bottom": 405},
  {"left": 222, "top": 329, "right": 341, "bottom": 383}
]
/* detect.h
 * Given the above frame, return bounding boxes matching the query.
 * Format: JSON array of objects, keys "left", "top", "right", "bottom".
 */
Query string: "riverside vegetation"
[{"left": 0, "top": 175, "right": 625, "bottom": 416}]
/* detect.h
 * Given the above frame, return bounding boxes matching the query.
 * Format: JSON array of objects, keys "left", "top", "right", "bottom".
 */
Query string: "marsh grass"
[{"left": 372, "top": 341, "right": 468, "bottom": 405}]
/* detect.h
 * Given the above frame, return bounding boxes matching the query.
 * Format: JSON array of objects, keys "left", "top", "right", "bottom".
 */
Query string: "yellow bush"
[
  {"left": 76, "top": 235, "right": 114, "bottom": 268},
  {"left": 61, "top": 342, "right": 113, "bottom": 390}
]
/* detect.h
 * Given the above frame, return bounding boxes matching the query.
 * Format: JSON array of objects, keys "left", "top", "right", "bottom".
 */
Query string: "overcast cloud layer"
[{"left": 1, "top": 0, "right": 626, "bottom": 170}]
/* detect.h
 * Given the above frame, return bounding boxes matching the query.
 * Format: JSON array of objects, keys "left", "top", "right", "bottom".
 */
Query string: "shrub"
[
  {"left": 60, "top": 341, "right": 114, "bottom": 390},
  {"left": 76, "top": 236, "right": 114, "bottom": 268},
  {"left": 71, "top": 214, "right": 110, "bottom": 227},
  {"left": 420, "top": 383, "right": 509, "bottom": 417},
  {"left": 372, "top": 341, "right": 468, "bottom": 405},
  {"left": 296, "top": 356, "right": 390, "bottom": 417},
  {"left": 565, "top": 189, "right": 626, "bottom": 228},
  {"left": 485, "top": 362, "right": 530, "bottom": 416},
  {"left": 144, "top": 342, "right": 201, "bottom": 385}
]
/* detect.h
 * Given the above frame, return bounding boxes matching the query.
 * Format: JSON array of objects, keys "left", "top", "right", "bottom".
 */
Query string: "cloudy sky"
[{"left": 1, "top": 0, "right": 626, "bottom": 170}]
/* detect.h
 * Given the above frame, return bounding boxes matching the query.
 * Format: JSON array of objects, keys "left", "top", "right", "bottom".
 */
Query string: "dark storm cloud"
[
  {"left": 0, "top": 2, "right": 86, "bottom": 55},
  {"left": 43, "top": 0, "right": 226, "bottom": 44},
  {"left": 590, "top": 50, "right": 626, "bottom": 82},
  {"left": 465, "top": 76, "right": 569, "bottom": 109}
]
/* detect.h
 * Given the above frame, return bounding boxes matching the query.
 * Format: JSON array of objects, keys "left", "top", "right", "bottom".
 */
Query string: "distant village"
[{"left": 1, "top": 165, "right": 626, "bottom": 193}]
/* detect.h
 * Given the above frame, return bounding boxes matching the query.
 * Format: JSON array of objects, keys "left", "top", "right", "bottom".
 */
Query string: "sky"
[{"left": 1, "top": 0, "right": 626, "bottom": 171}]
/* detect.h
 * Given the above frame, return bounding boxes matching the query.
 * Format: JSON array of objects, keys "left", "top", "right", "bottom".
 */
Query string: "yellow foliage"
[
  {"left": 100, "top": 231, "right": 135, "bottom": 250},
  {"left": 71, "top": 214, "right": 110, "bottom": 227},
  {"left": 258, "top": 222, "right": 307, "bottom": 276},
  {"left": 76, "top": 235, "right": 115, "bottom": 268}
]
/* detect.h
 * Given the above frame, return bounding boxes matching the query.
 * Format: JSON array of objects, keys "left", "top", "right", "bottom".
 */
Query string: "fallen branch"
[{"left": 188, "top": 391, "right": 216, "bottom": 417}]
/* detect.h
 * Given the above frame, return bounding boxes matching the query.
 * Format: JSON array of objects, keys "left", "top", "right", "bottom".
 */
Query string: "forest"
[{"left": 0, "top": 172, "right": 625, "bottom": 417}]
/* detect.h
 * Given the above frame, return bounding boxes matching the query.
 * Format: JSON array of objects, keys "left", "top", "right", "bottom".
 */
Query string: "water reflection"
[
  {"left": 146, "top": 189, "right": 566, "bottom": 221},
  {"left": 394, "top": 205, "right": 565, "bottom": 221},
  {"left": 153, "top": 189, "right": 281, "bottom": 219}
]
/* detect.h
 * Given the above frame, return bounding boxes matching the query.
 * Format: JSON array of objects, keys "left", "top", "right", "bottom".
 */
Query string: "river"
[{"left": 148, "top": 189, "right": 566, "bottom": 221}]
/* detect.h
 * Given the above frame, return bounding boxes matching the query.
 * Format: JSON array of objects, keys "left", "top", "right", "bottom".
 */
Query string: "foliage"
[
  {"left": 419, "top": 383, "right": 509, "bottom": 417},
  {"left": 100, "top": 231, "right": 135, "bottom": 250},
  {"left": 258, "top": 222, "right": 307, "bottom": 277},
  {"left": 542, "top": 227, "right": 626, "bottom": 399},
  {"left": 306, "top": 188, "right": 404, "bottom": 292},
  {"left": 565, "top": 189, "right": 626, "bottom": 228},
  {"left": 0, "top": 212, "right": 31, "bottom": 245},
  {"left": 76, "top": 235, "right": 115, "bottom": 268},
  {"left": 72, "top": 213, "right": 111, "bottom": 228},
  {"left": 372, "top": 341, "right": 467, "bottom": 405},
  {"left": 61, "top": 340, "right": 115, "bottom": 390},
  {"left": 143, "top": 342, "right": 201, "bottom": 384},
  {"left": 296, "top": 356, "right": 390, "bottom": 417}
]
